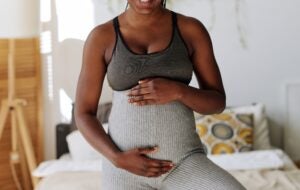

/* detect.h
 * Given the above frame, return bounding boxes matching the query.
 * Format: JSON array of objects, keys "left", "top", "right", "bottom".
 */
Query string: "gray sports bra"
[{"left": 106, "top": 11, "right": 194, "bottom": 91}]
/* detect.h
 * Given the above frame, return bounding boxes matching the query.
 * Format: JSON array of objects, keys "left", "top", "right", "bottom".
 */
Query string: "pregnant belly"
[{"left": 107, "top": 90, "right": 204, "bottom": 163}]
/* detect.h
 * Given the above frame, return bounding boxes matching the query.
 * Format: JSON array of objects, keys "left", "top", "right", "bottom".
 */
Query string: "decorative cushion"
[
  {"left": 230, "top": 103, "right": 272, "bottom": 150},
  {"left": 194, "top": 102, "right": 272, "bottom": 150},
  {"left": 195, "top": 111, "right": 254, "bottom": 155}
]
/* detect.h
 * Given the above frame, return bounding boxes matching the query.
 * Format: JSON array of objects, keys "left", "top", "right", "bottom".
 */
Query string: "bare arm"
[
  {"left": 74, "top": 23, "right": 121, "bottom": 165},
  {"left": 175, "top": 16, "right": 226, "bottom": 115}
]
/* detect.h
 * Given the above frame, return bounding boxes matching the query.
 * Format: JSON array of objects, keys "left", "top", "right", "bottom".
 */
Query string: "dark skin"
[{"left": 75, "top": 0, "right": 226, "bottom": 178}]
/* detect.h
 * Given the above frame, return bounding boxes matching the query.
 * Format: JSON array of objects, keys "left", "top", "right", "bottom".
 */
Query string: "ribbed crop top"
[{"left": 106, "top": 11, "right": 194, "bottom": 91}]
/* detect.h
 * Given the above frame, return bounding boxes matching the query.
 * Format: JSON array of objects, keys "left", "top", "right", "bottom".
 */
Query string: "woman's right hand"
[{"left": 114, "top": 146, "right": 175, "bottom": 177}]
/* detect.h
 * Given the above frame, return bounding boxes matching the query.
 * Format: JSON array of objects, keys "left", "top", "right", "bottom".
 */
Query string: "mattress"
[{"left": 35, "top": 148, "right": 300, "bottom": 190}]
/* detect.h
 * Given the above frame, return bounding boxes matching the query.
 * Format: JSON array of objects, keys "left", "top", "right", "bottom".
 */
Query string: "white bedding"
[
  {"left": 35, "top": 148, "right": 300, "bottom": 190},
  {"left": 229, "top": 169, "right": 300, "bottom": 190},
  {"left": 33, "top": 159, "right": 102, "bottom": 177},
  {"left": 207, "top": 148, "right": 286, "bottom": 171}
]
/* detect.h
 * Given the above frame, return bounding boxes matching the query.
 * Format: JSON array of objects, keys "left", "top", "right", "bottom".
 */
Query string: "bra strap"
[
  {"left": 171, "top": 11, "right": 178, "bottom": 29},
  {"left": 111, "top": 17, "right": 120, "bottom": 55},
  {"left": 113, "top": 17, "right": 120, "bottom": 34}
]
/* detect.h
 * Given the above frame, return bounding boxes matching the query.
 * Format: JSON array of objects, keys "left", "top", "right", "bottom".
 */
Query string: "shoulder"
[
  {"left": 176, "top": 12, "right": 210, "bottom": 39},
  {"left": 84, "top": 19, "right": 116, "bottom": 52},
  {"left": 175, "top": 12, "right": 212, "bottom": 52}
]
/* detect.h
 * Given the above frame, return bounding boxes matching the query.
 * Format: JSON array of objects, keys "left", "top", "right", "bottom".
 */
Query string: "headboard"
[
  {"left": 56, "top": 123, "right": 71, "bottom": 159},
  {"left": 56, "top": 102, "right": 112, "bottom": 159}
]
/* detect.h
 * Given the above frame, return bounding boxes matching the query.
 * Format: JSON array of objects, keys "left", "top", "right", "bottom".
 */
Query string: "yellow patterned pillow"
[{"left": 195, "top": 111, "right": 254, "bottom": 155}]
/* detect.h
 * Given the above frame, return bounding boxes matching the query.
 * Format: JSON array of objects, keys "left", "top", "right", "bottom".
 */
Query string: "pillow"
[
  {"left": 71, "top": 102, "right": 112, "bottom": 131},
  {"left": 195, "top": 111, "right": 254, "bottom": 155},
  {"left": 66, "top": 123, "right": 108, "bottom": 161},
  {"left": 96, "top": 102, "right": 112, "bottom": 123},
  {"left": 230, "top": 103, "right": 272, "bottom": 150},
  {"left": 194, "top": 103, "right": 272, "bottom": 150}
]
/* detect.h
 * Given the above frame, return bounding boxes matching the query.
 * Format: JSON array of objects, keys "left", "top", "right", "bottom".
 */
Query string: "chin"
[{"left": 128, "top": 0, "right": 163, "bottom": 14}]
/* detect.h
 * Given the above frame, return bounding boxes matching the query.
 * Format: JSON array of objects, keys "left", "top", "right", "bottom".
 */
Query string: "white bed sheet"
[{"left": 35, "top": 148, "right": 300, "bottom": 190}]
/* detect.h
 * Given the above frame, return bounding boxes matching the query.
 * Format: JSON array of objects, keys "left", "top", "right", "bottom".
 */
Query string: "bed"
[{"left": 33, "top": 103, "right": 300, "bottom": 190}]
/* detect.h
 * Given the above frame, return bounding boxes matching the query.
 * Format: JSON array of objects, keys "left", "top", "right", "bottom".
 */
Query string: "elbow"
[
  {"left": 73, "top": 104, "right": 82, "bottom": 129},
  {"left": 74, "top": 103, "right": 97, "bottom": 130},
  {"left": 215, "top": 94, "right": 226, "bottom": 114},
  {"left": 74, "top": 104, "right": 80, "bottom": 121},
  {"left": 73, "top": 104, "right": 87, "bottom": 130}
]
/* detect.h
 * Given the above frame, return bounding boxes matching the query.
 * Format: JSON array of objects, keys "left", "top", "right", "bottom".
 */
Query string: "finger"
[
  {"left": 138, "top": 78, "right": 153, "bottom": 84},
  {"left": 144, "top": 171, "right": 161, "bottom": 178},
  {"left": 141, "top": 166, "right": 167, "bottom": 177},
  {"left": 145, "top": 166, "right": 163, "bottom": 174},
  {"left": 137, "top": 146, "right": 159, "bottom": 155},
  {"left": 146, "top": 164, "right": 174, "bottom": 173},
  {"left": 130, "top": 82, "right": 150, "bottom": 92},
  {"left": 145, "top": 166, "right": 173, "bottom": 177},
  {"left": 158, "top": 160, "right": 175, "bottom": 167},
  {"left": 128, "top": 94, "right": 153, "bottom": 103},
  {"left": 128, "top": 87, "right": 152, "bottom": 96},
  {"left": 144, "top": 160, "right": 172, "bottom": 168},
  {"left": 133, "top": 99, "right": 156, "bottom": 106},
  {"left": 128, "top": 84, "right": 150, "bottom": 96},
  {"left": 144, "top": 157, "right": 174, "bottom": 167}
]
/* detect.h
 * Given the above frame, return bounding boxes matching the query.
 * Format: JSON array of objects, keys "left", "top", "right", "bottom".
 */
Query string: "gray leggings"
[{"left": 101, "top": 152, "right": 246, "bottom": 190}]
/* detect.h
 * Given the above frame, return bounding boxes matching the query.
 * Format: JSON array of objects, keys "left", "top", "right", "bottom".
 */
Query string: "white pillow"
[
  {"left": 66, "top": 123, "right": 108, "bottom": 161},
  {"left": 194, "top": 103, "right": 272, "bottom": 150}
]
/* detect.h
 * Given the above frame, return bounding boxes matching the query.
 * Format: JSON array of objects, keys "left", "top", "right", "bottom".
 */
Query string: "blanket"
[
  {"left": 229, "top": 168, "right": 300, "bottom": 190},
  {"left": 36, "top": 168, "right": 300, "bottom": 190}
]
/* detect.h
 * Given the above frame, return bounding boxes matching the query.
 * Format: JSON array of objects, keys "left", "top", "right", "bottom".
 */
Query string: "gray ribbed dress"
[{"left": 101, "top": 11, "right": 246, "bottom": 190}]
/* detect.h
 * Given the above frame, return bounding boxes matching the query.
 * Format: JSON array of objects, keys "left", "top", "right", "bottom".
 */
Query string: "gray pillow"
[
  {"left": 71, "top": 102, "right": 112, "bottom": 131},
  {"left": 96, "top": 102, "right": 112, "bottom": 123}
]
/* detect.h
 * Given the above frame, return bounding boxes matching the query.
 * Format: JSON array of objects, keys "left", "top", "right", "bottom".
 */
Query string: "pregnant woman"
[{"left": 75, "top": 0, "right": 246, "bottom": 189}]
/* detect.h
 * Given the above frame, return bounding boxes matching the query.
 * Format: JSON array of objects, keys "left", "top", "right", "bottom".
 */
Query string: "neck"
[{"left": 124, "top": 7, "right": 167, "bottom": 27}]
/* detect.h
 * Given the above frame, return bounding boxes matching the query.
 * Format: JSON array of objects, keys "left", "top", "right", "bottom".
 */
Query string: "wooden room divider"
[{"left": 0, "top": 38, "right": 44, "bottom": 190}]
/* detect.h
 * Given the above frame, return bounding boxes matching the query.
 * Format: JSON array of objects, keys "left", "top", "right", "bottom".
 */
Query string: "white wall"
[
  {"left": 179, "top": 0, "right": 300, "bottom": 160},
  {"left": 0, "top": 0, "right": 39, "bottom": 37},
  {"left": 41, "top": 0, "right": 300, "bottom": 160}
]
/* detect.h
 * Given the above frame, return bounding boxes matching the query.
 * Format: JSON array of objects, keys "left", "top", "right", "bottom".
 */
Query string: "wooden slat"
[{"left": 0, "top": 38, "right": 43, "bottom": 190}]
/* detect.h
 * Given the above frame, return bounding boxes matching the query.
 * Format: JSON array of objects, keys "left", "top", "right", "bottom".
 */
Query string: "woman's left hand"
[{"left": 127, "top": 77, "right": 183, "bottom": 106}]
